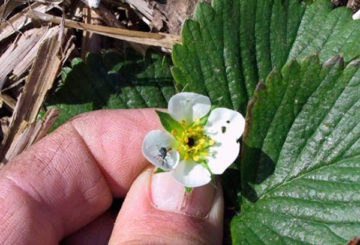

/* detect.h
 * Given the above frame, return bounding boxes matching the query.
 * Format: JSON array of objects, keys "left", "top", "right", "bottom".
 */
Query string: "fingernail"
[{"left": 151, "top": 172, "right": 216, "bottom": 218}]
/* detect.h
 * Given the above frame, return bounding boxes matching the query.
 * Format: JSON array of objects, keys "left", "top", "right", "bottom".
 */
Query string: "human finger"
[
  {"left": 109, "top": 169, "right": 224, "bottom": 245},
  {"left": 61, "top": 210, "right": 116, "bottom": 245},
  {"left": 0, "top": 109, "right": 159, "bottom": 244}
]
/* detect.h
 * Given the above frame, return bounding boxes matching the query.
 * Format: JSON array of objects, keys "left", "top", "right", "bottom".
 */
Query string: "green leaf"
[
  {"left": 232, "top": 55, "right": 360, "bottom": 244},
  {"left": 156, "top": 110, "right": 183, "bottom": 134},
  {"left": 46, "top": 50, "right": 175, "bottom": 128},
  {"left": 172, "top": 0, "right": 360, "bottom": 114},
  {"left": 154, "top": 168, "right": 166, "bottom": 174}
]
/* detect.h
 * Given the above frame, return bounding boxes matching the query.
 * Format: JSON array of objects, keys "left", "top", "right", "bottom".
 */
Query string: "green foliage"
[
  {"left": 154, "top": 168, "right": 166, "bottom": 174},
  {"left": 46, "top": 50, "right": 175, "bottom": 128},
  {"left": 232, "top": 55, "right": 360, "bottom": 244},
  {"left": 172, "top": 0, "right": 360, "bottom": 114},
  {"left": 45, "top": 0, "right": 360, "bottom": 243},
  {"left": 156, "top": 110, "right": 183, "bottom": 134},
  {"left": 171, "top": 4, "right": 360, "bottom": 240}
]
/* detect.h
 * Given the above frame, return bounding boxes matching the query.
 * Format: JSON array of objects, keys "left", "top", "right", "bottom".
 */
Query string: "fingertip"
[
  {"left": 61, "top": 211, "right": 116, "bottom": 245},
  {"left": 70, "top": 109, "right": 161, "bottom": 197},
  {"left": 109, "top": 168, "right": 224, "bottom": 245},
  {"left": 0, "top": 109, "right": 163, "bottom": 244}
]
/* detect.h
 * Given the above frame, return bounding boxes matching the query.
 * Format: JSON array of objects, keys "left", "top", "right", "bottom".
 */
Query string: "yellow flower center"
[{"left": 171, "top": 118, "right": 215, "bottom": 162}]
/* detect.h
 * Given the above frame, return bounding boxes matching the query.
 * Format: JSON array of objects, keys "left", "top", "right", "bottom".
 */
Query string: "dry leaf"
[
  {"left": 0, "top": 26, "right": 62, "bottom": 163},
  {"left": 28, "top": 10, "right": 181, "bottom": 49}
]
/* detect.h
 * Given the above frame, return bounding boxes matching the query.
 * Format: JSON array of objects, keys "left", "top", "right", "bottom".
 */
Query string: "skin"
[{"left": 0, "top": 109, "right": 223, "bottom": 245}]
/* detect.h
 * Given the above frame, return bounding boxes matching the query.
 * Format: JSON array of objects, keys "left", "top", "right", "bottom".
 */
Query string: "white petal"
[
  {"left": 353, "top": 9, "right": 360, "bottom": 20},
  {"left": 205, "top": 108, "right": 245, "bottom": 142},
  {"left": 207, "top": 139, "right": 240, "bottom": 174},
  {"left": 172, "top": 160, "right": 211, "bottom": 187},
  {"left": 142, "top": 130, "right": 179, "bottom": 171},
  {"left": 168, "top": 92, "right": 211, "bottom": 124},
  {"left": 204, "top": 108, "right": 243, "bottom": 174}
]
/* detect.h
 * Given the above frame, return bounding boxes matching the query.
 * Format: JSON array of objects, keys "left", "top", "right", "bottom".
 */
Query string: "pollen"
[
  {"left": 193, "top": 155, "right": 200, "bottom": 162},
  {"left": 202, "top": 152, "right": 209, "bottom": 157},
  {"left": 209, "top": 140, "right": 215, "bottom": 146},
  {"left": 181, "top": 120, "right": 186, "bottom": 126},
  {"left": 184, "top": 136, "right": 189, "bottom": 144},
  {"left": 194, "top": 145, "right": 201, "bottom": 152},
  {"left": 171, "top": 129, "right": 177, "bottom": 136}
]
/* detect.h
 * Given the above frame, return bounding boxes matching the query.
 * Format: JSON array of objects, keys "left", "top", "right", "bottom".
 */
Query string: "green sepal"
[
  {"left": 210, "top": 175, "right": 216, "bottom": 186},
  {"left": 154, "top": 168, "right": 166, "bottom": 174},
  {"left": 199, "top": 115, "right": 209, "bottom": 126},
  {"left": 185, "top": 187, "right": 193, "bottom": 193},
  {"left": 156, "top": 110, "right": 183, "bottom": 134}
]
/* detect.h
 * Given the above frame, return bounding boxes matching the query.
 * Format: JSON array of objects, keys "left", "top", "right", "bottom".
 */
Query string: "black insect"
[
  {"left": 159, "top": 147, "right": 168, "bottom": 160},
  {"left": 157, "top": 147, "right": 174, "bottom": 170}
]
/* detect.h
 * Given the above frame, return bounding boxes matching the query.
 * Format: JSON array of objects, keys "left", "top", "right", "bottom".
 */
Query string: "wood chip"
[
  {"left": 13, "top": 26, "right": 61, "bottom": 79},
  {"left": 126, "top": 0, "right": 153, "bottom": 21},
  {"left": 81, "top": 6, "right": 102, "bottom": 57},
  {"left": 2, "top": 109, "right": 60, "bottom": 163},
  {"left": 348, "top": 0, "right": 360, "bottom": 12},
  {"left": 0, "top": 0, "right": 26, "bottom": 21},
  {"left": 28, "top": 10, "right": 181, "bottom": 49},
  {"left": 0, "top": 2, "right": 50, "bottom": 42},
  {"left": 0, "top": 93, "right": 16, "bottom": 110},
  {"left": 0, "top": 116, "right": 9, "bottom": 138},
  {"left": 125, "top": 0, "right": 210, "bottom": 34},
  {"left": 95, "top": 4, "right": 147, "bottom": 54},
  {"left": 0, "top": 27, "right": 48, "bottom": 89},
  {"left": 0, "top": 27, "right": 62, "bottom": 163}
]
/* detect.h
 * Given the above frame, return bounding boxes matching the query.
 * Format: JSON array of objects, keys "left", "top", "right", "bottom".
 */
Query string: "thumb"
[{"left": 109, "top": 168, "right": 224, "bottom": 245}]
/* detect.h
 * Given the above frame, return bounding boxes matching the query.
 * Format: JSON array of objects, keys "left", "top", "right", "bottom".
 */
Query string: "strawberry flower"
[{"left": 142, "top": 92, "right": 245, "bottom": 188}]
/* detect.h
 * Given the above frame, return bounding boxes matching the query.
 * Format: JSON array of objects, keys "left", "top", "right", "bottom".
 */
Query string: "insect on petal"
[{"left": 142, "top": 130, "right": 179, "bottom": 171}]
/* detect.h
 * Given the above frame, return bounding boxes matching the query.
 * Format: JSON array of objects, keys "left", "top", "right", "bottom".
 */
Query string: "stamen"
[
  {"left": 176, "top": 120, "right": 216, "bottom": 164},
  {"left": 184, "top": 136, "right": 189, "bottom": 143},
  {"left": 171, "top": 129, "right": 177, "bottom": 136},
  {"left": 202, "top": 152, "right": 209, "bottom": 157},
  {"left": 193, "top": 155, "right": 200, "bottom": 161}
]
